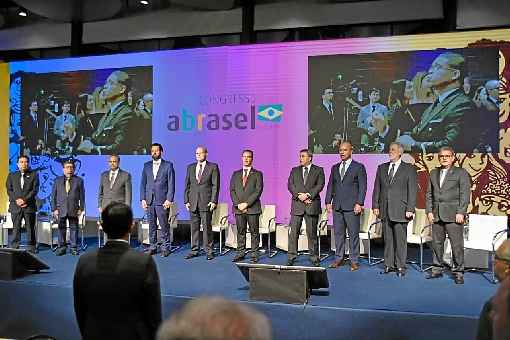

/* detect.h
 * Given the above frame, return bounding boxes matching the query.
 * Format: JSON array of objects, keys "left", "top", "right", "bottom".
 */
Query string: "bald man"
[{"left": 477, "top": 239, "right": 510, "bottom": 340}]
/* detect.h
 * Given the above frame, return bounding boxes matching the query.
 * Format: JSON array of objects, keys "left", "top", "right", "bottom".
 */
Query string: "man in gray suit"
[
  {"left": 51, "top": 160, "right": 85, "bottom": 256},
  {"left": 230, "top": 150, "right": 263, "bottom": 263},
  {"left": 287, "top": 149, "right": 325, "bottom": 266},
  {"left": 372, "top": 142, "right": 417, "bottom": 277},
  {"left": 325, "top": 141, "right": 367, "bottom": 271},
  {"left": 98, "top": 155, "right": 132, "bottom": 212},
  {"left": 184, "top": 146, "right": 220, "bottom": 261},
  {"left": 425, "top": 146, "right": 470, "bottom": 284}
]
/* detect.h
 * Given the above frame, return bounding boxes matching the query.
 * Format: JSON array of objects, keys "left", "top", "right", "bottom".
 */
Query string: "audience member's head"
[
  {"left": 491, "top": 277, "right": 510, "bottom": 340},
  {"left": 156, "top": 296, "right": 272, "bottom": 340},
  {"left": 100, "top": 202, "right": 133, "bottom": 239},
  {"left": 495, "top": 239, "right": 510, "bottom": 282}
]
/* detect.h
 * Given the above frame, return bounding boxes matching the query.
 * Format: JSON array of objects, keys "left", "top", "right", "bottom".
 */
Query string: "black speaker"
[{"left": 0, "top": 248, "right": 50, "bottom": 280}]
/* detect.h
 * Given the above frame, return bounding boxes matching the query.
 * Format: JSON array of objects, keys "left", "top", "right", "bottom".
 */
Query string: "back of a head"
[
  {"left": 157, "top": 296, "right": 272, "bottom": 340},
  {"left": 101, "top": 202, "right": 133, "bottom": 239}
]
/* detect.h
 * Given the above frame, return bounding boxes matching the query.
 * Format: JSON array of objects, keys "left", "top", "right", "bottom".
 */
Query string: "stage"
[{"left": 0, "top": 240, "right": 496, "bottom": 340}]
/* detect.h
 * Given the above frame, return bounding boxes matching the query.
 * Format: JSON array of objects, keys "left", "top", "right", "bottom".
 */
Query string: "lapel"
[
  {"left": 416, "top": 90, "right": 461, "bottom": 133},
  {"left": 382, "top": 162, "right": 390, "bottom": 184},
  {"left": 390, "top": 162, "right": 404, "bottom": 184},
  {"left": 154, "top": 161, "right": 164, "bottom": 181},
  {"left": 342, "top": 160, "right": 354, "bottom": 182},
  {"left": 110, "top": 170, "right": 121, "bottom": 189},
  {"left": 305, "top": 165, "right": 314, "bottom": 186},
  {"left": 242, "top": 168, "right": 255, "bottom": 189}
]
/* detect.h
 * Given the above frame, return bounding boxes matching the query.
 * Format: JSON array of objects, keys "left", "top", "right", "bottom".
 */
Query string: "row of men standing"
[{"left": 6, "top": 141, "right": 470, "bottom": 283}]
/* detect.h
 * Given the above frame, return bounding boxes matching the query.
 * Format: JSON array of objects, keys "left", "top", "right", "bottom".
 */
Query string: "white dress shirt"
[
  {"left": 152, "top": 160, "right": 161, "bottom": 179},
  {"left": 439, "top": 168, "right": 449, "bottom": 188},
  {"left": 339, "top": 158, "right": 352, "bottom": 176},
  {"left": 388, "top": 158, "right": 402, "bottom": 176}
]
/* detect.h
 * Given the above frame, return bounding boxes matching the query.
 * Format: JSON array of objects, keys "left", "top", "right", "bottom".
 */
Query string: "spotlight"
[
  {"left": 18, "top": 9, "right": 28, "bottom": 17},
  {"left": 140, "top": 0, "right": 149, "bottom": 5}
]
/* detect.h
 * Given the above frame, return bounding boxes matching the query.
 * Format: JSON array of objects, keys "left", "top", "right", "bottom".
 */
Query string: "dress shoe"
[
  {"left": 232, "top": 254, "right": 245, "bottom": 262},
  {"left": 71, "top": 248, "right": 79, "bottom": 256},
  {"left": 206, "top": 254, "right": 214, "bottom": 261},
  {"left": 286, "top": 258, "right": 295, "bottom": 266},
  {"left": 55, "top": 247, "right": 66, "bottom": 256},
  {"left": 426, "top": 271, "right": 443, "bottom": 279},
  {"left": 379, "top": 266, "right": 395, "bottom": 274},
  {"left": 328, "top": 258, "right": 345, "bottom": 269},
  {"left": 185, "top": 253, "right": 198, "bottom": 260},
  {"left": 350, "top": 263, "right": 360, "bottom": 271},
  {"left": 311, "top": 259, "right": 321, "bottom": 267},
  {"left": 454, "top": 275, "right": 464, "bottom": 284},
  {"left": 250, "top": 257, "right": 259, "bottom": 264},
  {"left": 396, "top": 268, "right": 406, "bottom": 277},
  {"left": 161, "top": 250, "right": 170, "bottom": 257}
]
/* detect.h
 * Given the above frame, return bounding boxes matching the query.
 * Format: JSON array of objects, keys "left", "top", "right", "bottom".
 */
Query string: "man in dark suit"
[
  {"left": 325, "top": 141, "right": 367, "bottom": 271},
  {"left": 74, "top": 202, "right": 161, "bottom": 340},
  {"left": 21, "top": 100, "right": 44, "bottom": 154},
  {"left": 230, "top": 150, "right": 263, "bottom": 263},
  {"left": 287, "top": 149, "right": 325, "bottom": 266},
  {"left": 425, "top": 146, "right": 471, "bottom": 284},
  {"left": 184, "top": 146, "right": 220, "bottom": 260},
  {"left": 98, "top": 155, "right": 132, "bottom": 211},
  {"left": 309, "top": 88, "right": 341, "bottom": 154},
  {"left": 51, "top": 160, "right": 85, "bottom": 256},
  {"left": 140, "top": 143, "right": 175, "bottom": 257},
  {"left": 372, "top": 142, "right": 417, "bottom": 277},
  {"left": 5, "top": 155, "right": 39, "bottom": 252}
]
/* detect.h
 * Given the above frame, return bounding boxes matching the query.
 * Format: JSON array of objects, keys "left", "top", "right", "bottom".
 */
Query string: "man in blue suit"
[
  {"left": 325, "top": 141, "right": 367, "bottom": 270},
  {"left": 140, "top": 143, "right": 175, "bottom": 257},
  {"left": 51, "top": 160, "right": 85, "bottom": 256}
]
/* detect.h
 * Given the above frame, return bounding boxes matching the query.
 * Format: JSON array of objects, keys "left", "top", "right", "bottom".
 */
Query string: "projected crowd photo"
[
  {"left": 18, "top": 66, "right": 153, "bottom": 156},
  {"left": 308, "top": 47, "right": 500, "bottom": 154}
]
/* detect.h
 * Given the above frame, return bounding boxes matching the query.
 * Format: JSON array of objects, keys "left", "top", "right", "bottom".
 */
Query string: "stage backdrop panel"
[{"left": 5, "top": 29, "right": 510, "bottom": 220}]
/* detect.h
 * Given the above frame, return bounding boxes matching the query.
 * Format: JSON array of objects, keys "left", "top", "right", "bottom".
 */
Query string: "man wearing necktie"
[
  {"left": 325, "top": 141, "right": 367, "bottom": 271},
  {"left": 51, "top": 160, "right": 85, "bottom": 256},
  {"left": 184, "top": 146, "right": 220, "bottom": 261},
  {"left": 372, "top": 142, "right": 417, "bottom": 277},
  {"left": 309, "top": 88, "right": 341, "bottom": 154},
  {"left": 425, "top": 146, "right": 470, "bottom": 284},
  {"left": 287, "top": 149, "right": 325, "bottom": 266},
  {"left": 98, "top": 155, "right": 132, "bottom": 213},
  {"left": 140, "top": 143, "right": 175, "bottom": 257},
  {"left": 21, "top": 100, "right": 44, "bottom": 154},
  {"left": 6, "top": 155, "right": 39, "bottom": 252},
  {"left": 230, "top": 150, "right": 264, "bottom": 263}
]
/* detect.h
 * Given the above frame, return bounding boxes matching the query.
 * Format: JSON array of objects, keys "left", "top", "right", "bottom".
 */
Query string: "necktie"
[
  {"left": 303, "top": 166, "right": 309, "bottom": 184},
  {"left": 388, "top": 163, "right": 395, "bottom": 183},
  {"left": 197, "top": 163, "right": 204, "bottom": 183},
  {"left": 110, "top": 172, "right": 116, "bottom": 189},
  {"left": 65, "top": 177, "right": 71, "bottom": 194},
  {"left": 372, "top": 105, "right": 376, "bottom": 113},
  {"left": 340, "top": 161, "right": 346, "bottom": 180},
  {"left": 20, "top": 173, "right": 24, "bottom": 189},
  {"left": 242, "top": 169, "right": 248, "bottom": 187}
]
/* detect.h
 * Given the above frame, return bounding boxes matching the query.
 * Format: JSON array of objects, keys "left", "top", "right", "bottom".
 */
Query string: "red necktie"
[
  {"left": 197, "top": 163, "right": 204, "bottom": 183},
  {"left": 242, "top": 169, "right": 248, "bottom": 187}
]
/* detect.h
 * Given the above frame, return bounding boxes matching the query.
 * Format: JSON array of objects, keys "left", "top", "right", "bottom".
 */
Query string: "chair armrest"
[
  {"left": 368, "top": 219, "right": 382, "bottom": 234},
  {"left": 420, "top": 224, "right": 433, "bottom": 237},
  {"left": 220, "top": 214, "right": 230, "bottom": 226},
  {"left": 492, "top": 229, "right": 508, "bottom": 252},
  {"left": 318, "top": 219, "right": 328, "bottom": 232},
  {"left": 267, "top": 217, "right": 276, "bottom": 231}
]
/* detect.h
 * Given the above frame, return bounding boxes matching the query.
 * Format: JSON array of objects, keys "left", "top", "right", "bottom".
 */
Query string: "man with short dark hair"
[
  {"left": 74, "top": 202, "right": 162, "bottom": 340},
  {"left": 98, "top": 154, "right": 132, "bottom": 211},
  {"left": 6, "top": 155, "right": 39, "bottom": 252}
]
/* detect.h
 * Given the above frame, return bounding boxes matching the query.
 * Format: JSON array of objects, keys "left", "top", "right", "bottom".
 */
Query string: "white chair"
[
  {"left": 138, "top": 203, "right": 180, "bottom": 252},
  {"left": 406, "top": 208, "right": 433, "bottom": 271},
  {"left": 198, "top": 203, "right": 229, "bottom": 255},
  {"left": 37, "top": 211, "right": 87, "bottom": 250}
]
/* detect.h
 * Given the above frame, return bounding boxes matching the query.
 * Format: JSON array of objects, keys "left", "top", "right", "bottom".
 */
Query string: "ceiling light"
[{"left": 140, "top": 0, "right": 149, "bottom": 5}]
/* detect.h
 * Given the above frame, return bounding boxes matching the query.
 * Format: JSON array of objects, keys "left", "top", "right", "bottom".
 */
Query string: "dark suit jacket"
[
  {"left": 6, "top": 170, "right": 39, "bottom": 213},
  {"left": 425, "top": 166, "right": 471, "bottom": 223},
  {"left": 411, "top": 88, "right": 474, "bottom": 153},
  {"left": 372, "top": 161, "right": 417, "bottom": 223},
  {"left": 51, "top": 175, "right": 85, "bottom": 217},
  {"left": 22, "top": 112, "right": 44, "bottom": 151},
  {"left": 73, "top": 241, "right": 161, "bottom": 340},
  {"left": 140, "top": 160, "right": 175, "bottom": 206},
  {"left": 325, "top": 160, "right": 367, "bottom": 212},
  {"left": 309, "top": 103, "right": 340, "bottom": 153},
  {"left": 288, "top": 164, "right": 325, "bottom": 216},
  {"left": 230, "top": 168, "right": 263, "bottom": 215},
  {"left": 98, "top": 169, "right": 132, "bottom": 209},
  {"left": 184, "top": 162, "right": 220, "bottom": 212},
  {"left": 91, "top": 101, "right": 134, "bottom": 153}
]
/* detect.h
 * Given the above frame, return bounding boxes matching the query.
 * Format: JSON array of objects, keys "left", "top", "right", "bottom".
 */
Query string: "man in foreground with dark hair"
[{"left": 73, "top": 202, "right": 162, "bottom": 340}]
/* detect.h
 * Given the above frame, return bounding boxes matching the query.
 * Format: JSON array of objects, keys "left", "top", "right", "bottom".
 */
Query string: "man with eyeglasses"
[
  {"left": 397, "top": 52, "right": 475, "bottom": 153},
  {"left": 425, "top": 146, "right": 471, "bottom": 284},
  {"left": 476, "top": 239, "right": 510, "bottom": 340}
]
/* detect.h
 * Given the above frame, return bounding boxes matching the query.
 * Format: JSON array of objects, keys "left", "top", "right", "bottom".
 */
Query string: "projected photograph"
[
  {"left": 19, "top": 66, "right": 153, "bottom": 156},
  {"left": 308, "top": 47, "right": 500, "bottom": 154}
]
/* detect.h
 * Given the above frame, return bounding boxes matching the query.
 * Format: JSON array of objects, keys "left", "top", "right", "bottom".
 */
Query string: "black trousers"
[
  {"left": 235, "top": 213, "right": 260, "bottom": 257},
  {"left": 190, "top": 209, "right": 213, "bottom": 255},
  {"left": 57, "top": 216, "right": 79, "bottom": 248},
  {"left": 430, "top": 221, "right": 464, "bottom": 274},
  {"left": 288, "top": 214, "right": 319, "bottom": 262},
  {"left": 11, "top": 209, "right": 36, "bottom": 248},
  {"left": 383, "top": 220, "right": 407, "bottom": 269}
]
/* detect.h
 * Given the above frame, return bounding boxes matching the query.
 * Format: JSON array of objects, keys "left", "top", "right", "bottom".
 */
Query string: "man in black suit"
[
  {"left": 21, "top": 100, "right": 44, "bottom": 154},
  {"left": 372, "top": 142, "right": 417, "bottom": 277},
  {"left": 51, "top": 160, "right": 85, "bottom": 256},
  {"left": 74, "top": 202, "right": 161, "bottom": 340},
  {"left": 5, "top": 155, "right": 39, "bottom": 252},
  {"left": 325, "top": 141, "right": 367, "bottom": 271},
  {"left": 309, "top": 88, "right": 340, "bottom": 154},
  {"left": 184, "top": 146, "right": 220, "bottom": 260},
  {"left": 287, "top": 149, "right": 325, "bottom": 266},
  {"left": 98, "top": 155, "right": 132, "bottom": 211},
  {"left": 230, "top": 150, "right": 263, "bottom": 263},
  {"left": 425, "top": 146, "right": 471, "bottom": 284}
]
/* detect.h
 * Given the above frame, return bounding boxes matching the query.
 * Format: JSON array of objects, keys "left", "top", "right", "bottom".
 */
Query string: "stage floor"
[{"left": 0, "top": 240, "right": 497, "bottom": 340}]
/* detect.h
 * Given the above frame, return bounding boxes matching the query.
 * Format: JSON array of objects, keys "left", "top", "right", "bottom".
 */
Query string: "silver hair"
[
  {"left": 157, "top": 296, "right": 272, "bottom": 340},
  {"left": 389, "top": 142, "right": 404, "bottom": 154}
]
